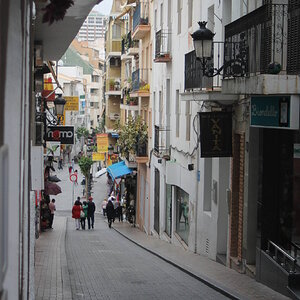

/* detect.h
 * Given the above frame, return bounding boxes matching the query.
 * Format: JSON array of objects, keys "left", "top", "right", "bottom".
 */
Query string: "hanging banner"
[
  {"left": 97, "top": 134, "right": 109, "bottom": 153},
  {"left": 42, "top": 77, "right": 55, "bottom": 101},
  {"left": 199, "top": 112, "right": 232, "bottom": 157},
  {"left": 64, "top": 96, "right": 79, "bottom": 111}
]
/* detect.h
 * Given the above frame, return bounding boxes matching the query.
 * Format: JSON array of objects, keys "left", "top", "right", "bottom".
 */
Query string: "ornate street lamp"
[
  {"left": 191, "top": 21, "right": 215, "bottom": 59},
  {"left": 191, "top": 21, "right": 245, "bottom": 77},
  {"left": 54, "top": 94, "right": 66, "bottom": 117}
]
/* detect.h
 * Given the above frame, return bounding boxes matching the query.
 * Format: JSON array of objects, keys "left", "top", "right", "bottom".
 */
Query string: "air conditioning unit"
[
  {"left": 109, "top": 113, "right": 120, "bottom": 120},
  {"left": 35, "top": 122, "right": 44, "bottom": 146}
]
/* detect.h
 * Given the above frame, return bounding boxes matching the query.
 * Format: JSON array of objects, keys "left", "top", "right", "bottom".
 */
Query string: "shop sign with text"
[
  {"left": 46, "top": 126, "right": 74, "bottom": 144},
  {"left": 199, "top": 112, "right": 232, "bottom": 157},
  {"left": 251, "top": 96, "right": 291, "bottom": 128},
  {"left": 97, "top": 134, "right": 109, "bottom": 153}
]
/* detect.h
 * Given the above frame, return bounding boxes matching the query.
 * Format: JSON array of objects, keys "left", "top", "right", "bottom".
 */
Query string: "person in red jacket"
[{"left": 72, "top": 200, "right": 82, "bottom": 230}]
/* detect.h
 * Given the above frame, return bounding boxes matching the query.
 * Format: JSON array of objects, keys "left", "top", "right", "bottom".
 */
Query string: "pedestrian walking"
[
  {"left": 81, "top": 201, "right": 88, "bottom": 230},
  {"left": 68, "top": 165, "right": 72, "bottom": 174},
  {"left": 87, "top": 196, "right": 96, "bottom": 230},
  {"left": 72, "top": 200, "right": 83, "bottom": 230},
  {"left": 101, "top": 198, "right": 107, "bottom": 216},
  {"left": 106, "top": 198, "right": 114, "bottom": 228},
  {"left": 48, "top": 199, "right": 56, "bottom": 229}
]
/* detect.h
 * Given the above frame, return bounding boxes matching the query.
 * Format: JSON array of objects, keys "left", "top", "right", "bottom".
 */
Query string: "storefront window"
[
  {"left": 165, "top": 184, "right": 172, "bottom": 237},
  {"left": 175, "top": 187, "right": 189, "bottom": 245}
]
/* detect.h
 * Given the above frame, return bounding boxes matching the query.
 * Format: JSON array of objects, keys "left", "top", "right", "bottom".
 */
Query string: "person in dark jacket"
[
  {"left": 87, "top": 196, "right": 96, "bottom": 229},
  {"left": 106, "top": 199, "right": 115, "bottom": 228}
]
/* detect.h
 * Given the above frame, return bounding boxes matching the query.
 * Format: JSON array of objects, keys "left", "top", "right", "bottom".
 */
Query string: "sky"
[{"left": 94, "top": 0, "right": 113, "bottom": 15}]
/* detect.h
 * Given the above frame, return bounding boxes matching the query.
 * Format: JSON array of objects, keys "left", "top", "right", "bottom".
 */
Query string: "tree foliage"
[
  {"left": 76, "top": 127, "right": 89, "bottom": 139},
  {"left": 78, "top": 156, "right": 93, "bottom": 177},
  {"left": 115, "top": 116, "right": 148, "bottom": 157}
]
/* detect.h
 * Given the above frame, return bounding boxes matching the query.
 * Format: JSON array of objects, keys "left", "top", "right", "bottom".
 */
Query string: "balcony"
[
  {"left": 154, "top": 125, "right": 170, "bottom": 158},
  {"left": 121, "top": 31, "right": 139, "bottom": 61},
  {"left": 222, "top": 3, "right": 300, "bottom": 95},
  {"left": 136, "top": 142, "right": 148, "bottom": 164},
  {"left": 106, "top": 40, "right": 122, "bottom": 58},
  {"left": 154, "top": 30, "right": 172, "bottom": 63},
  {"left": 130, "top": 68, "right": 150, "bottom": 97},
  {"left": 132, "top": 1, "right": 150, "bottom": 40},
  {"left": 105, "top": 78, "right": 121, "bottom": 96}
]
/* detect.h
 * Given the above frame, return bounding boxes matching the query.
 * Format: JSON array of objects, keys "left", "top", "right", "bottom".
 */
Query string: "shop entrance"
[{"left": 258, "top": 129, "right": 297, "bottom": 250}]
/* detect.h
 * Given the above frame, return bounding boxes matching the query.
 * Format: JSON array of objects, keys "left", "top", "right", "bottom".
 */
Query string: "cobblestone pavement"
[{"left": 65, "top": 213, "right": 229, "bottom": 300}]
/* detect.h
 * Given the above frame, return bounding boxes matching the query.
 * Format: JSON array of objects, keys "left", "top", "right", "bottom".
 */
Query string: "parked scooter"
[{"left": 127, "top": 205, "right": 135, "bottom": 224}]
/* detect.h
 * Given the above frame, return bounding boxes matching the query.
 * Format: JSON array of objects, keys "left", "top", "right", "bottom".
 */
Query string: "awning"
[{"left": 107, "top": 161, "right": 132, "bottom": 181}]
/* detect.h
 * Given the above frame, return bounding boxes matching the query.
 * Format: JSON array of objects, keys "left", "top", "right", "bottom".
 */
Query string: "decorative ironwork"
[
  {"left": 133, "top": 1, "right": 149, "bottom": 33},
  {"left": 122, "top": 31, "right": 139, "bottom": 55},
  {"left": 287, "top": 0, "right": 300, "bottom": 74},
  {"left": 184, "top": 50, "right": 214, "bottom": 90},
  {"left": 155, "top": 30, "right": 171, "bottom": 59},
  {"left": 136, "top": 142, "right": 148, "bottom": 157},
  {"left": 224, "top": 3, "right": 289, "bottom": 77},
  {"left": 154, "top": 125, "right": 170, "bottom": 157},
  {"left": 131, "top": 69, "right": 149, "bottom": 92}
]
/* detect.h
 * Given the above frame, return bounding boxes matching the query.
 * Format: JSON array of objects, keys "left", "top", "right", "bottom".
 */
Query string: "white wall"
[{"left": 3, "top": 0, "right": 33, "bottom": 298}]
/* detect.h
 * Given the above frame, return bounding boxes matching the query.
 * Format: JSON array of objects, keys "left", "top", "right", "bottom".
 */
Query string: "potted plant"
[{"left": 109, "top": 79, "right": 115, "bottom": 91}]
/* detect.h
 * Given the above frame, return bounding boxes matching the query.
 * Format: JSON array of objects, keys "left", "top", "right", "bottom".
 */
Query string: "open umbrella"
[
  {"left": 95, "top": 168, "right": 107, "bottom": 178},
  {"left": 48, "top": 175, "right": 61, "bottom": 182},
  {"left": 44, "top": 180, "right": 62, "bottom": 195}
]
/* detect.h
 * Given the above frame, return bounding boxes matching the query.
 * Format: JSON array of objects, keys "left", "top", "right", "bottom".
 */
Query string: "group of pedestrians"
[
  {"left": 103, "top": 192, "right": 125, "bottom": 228},
  {"left": 72, "top": 196, "right": 96, "bottom": 230}
]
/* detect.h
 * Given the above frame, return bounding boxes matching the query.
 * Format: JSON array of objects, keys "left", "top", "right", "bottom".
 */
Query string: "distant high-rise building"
[{"left": 77, "top": 11, "right": 107, "bottom": 41}]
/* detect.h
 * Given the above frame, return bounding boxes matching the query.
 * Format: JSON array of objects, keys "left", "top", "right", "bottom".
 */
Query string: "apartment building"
[{"left": 77, "top": 10, "right": 107, "bottom": 41}]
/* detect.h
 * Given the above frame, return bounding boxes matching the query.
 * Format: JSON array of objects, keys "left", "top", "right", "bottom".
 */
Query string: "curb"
[{"left": 113, "top": 226, "right": 242, "bottom": 300}]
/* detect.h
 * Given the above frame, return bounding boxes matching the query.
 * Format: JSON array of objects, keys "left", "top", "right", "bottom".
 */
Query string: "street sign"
[
  {"left": 46, "top": 126, "right": 74, "bottom": 145},
  {"left": 64, "top": 96, "right": 79, "bottom": 111},
  {"left": 69, "top": 173, "right": 77, "bottom": 183}
]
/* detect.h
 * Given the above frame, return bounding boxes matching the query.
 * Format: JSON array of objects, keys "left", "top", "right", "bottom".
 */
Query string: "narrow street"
[
  {"left": 34, "top": 163, "right": 289, "bottom": 300},
  {"left": 35, "top": 163, "right": 229, "bottom": 299}
]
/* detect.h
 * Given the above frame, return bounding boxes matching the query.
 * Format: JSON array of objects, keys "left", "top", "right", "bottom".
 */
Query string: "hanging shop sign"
[
  {"left": 64, "top": 96, "right": 79, "bottom": 111},
  {"left": 251, "top": 96, "right": 299, "bottom": 129},
  {"left": 97, "top": 133, "right": 109, "bottom": 153},
  {"left": 46, "top": 126, "right": 74, "bottom": 145},
  {"left": 92, "top": 152, "right": 105, "bottom": 161},
  {"left": 199, "top": 111, "right": 232, "bottom": 157}
]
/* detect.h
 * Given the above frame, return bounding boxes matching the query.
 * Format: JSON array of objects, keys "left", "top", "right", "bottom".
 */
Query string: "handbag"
[{"left": 80, "top": 210, "right": 85, "bottom": 218}]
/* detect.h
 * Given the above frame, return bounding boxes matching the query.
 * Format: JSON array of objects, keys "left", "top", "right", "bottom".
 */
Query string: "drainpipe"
[{"left": 194, "top": 116, "right": 200, "bottom": 254}]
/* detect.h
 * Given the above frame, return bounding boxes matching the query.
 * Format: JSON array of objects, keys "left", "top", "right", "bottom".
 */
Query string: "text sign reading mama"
[
  {"left": 199, "top": 112, "right": 232, "bottom": 158},
  {"left": 46, "top": 126, "right": 74, "bottom": 145},
  {"left": 251, "top": 96, "right": 290, "bottom": 128}
]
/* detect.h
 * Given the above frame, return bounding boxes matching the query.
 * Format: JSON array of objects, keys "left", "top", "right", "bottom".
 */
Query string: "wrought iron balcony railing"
[
  {"left": 224, "top": 3, "right": 295, "bottom": 77},
  {"left": 132, "top": 69, "right": 149, "bottom": 92},
  {"left": 133, "top": 1, "right": 149, "bottom": 33},
  {"left": 122, "top": 31, "right": 139, "bottom": 54},
  {"left": 154, "top": 125, "right": 170, "bottom": 157},
  {"left": 155, "top": 30, "right": 171, "bottom": 62},
  {"left": 136, "top": 142, "right": 148, "bottom": 157}
]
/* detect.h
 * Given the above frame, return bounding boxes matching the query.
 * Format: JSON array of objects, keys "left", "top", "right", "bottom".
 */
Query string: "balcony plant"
[
  {"left": 115, "top": 115, "right": 148, "bottom": 158},
  {"left": 109, "top": 79, "right": 115, "bottom": 91}
]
